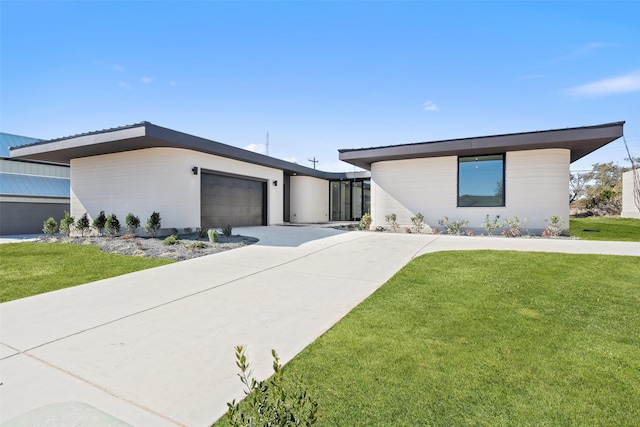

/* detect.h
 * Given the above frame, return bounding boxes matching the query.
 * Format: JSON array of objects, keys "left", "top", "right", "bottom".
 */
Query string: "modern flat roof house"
[
  {"left": 1, "top": 132, "right": 70, "bottom": 235},
  {"left": 9, "top": 121, "right": 624, "bottom": 235}
]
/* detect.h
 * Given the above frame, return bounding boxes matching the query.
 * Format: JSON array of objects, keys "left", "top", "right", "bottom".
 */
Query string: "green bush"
[
  {"left": 196, "top": 227, "right": 208, "bottom": 238},
  {"left": 93, "top": 211, "right": 107, "bottom": 236},
  {"left": 226, "top": 345, "right": 318, "bottom": 427},
  {"left": 208, "top": 229, "right": 220, "bottom": 243},
  {"left": 105, "top": 214, "right": 121, "bottom": 237},
  {"left": 482, "top": 214, "right": 501, "bottom": 236},
  {"left": 439, "top": 216, "right": 468, "bottom": 235},
  {"left": 59, "top": 211, "right": 75, "bottom": 236},
  {"left": 186, "top": 241, "right": 207, "bottom": 250},
  {"left": 183, "top": 227, "right": 193, "bottom": 235},
  {"left": 145, "top": 211, "right": 162, "bottom": 238},
  {"left": 221, "top": 224, "right": 233, "bottom": 237},
  {"left": 162, "top": 234, "right": 179, "bottom": 245},
  {"left": 43, "top": 217, "right": 58, "bottom": 236},
  {"left": 502, "top": 215, "right": 527, "bottom": 237},
  {"left": 410, "top": 213, "right": 425, "bottom": 233},
  {"left": 125, "top": 213, "right": 141, "bottom": 235},
  {"left": 385, "top": 213, "right": 399, "bottom": 232},
  {"left": 359, "top": 213, "right": 372, "bottom": 230},
  {"left": 76, "top": 213, "right": 91, "bottom": 237},
  {"left": 544, "top": 215, "right": 565, "bottom": 238}
]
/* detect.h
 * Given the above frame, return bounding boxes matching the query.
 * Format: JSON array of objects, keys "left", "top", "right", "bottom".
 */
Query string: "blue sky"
[{"left": 2, "top": 1, "right": 639, "bottom": 172}]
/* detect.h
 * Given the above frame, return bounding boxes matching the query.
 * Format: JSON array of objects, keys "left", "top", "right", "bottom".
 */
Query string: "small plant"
[
  {"left": 162, "top": 234, "right": 179, "bottom": 245},
  {"left": 385, "top": 213, "right": 399, "bottom": 232},
  {"left": 75, "top": 212, "right": 90, "bottom": 237},
  {"left": 125, "top": 213, "right": 141, "bottom": 235},
  {"left": 208, "top": 229, "right": 220, "bottom": 243},
  {"left": 502, "top": 215, "right": 527, "bottom": 237},
  {"left": 93, "top": 210, "right": 107, "bottom": 236},
  {"left": 59, "top": 211, "right": 75, "bottom": 237},
  {"left": 186, "top": 241, "right": 207, "bottom": 250},
  {"left": 42, "top": 217, "right": 58, "bottom": 236},
  {"left": 410, "top": 213, "right": 425, "bottom": 233},
  {"left": 183, "top": 227, "right": 192, "bottom": 235},
  {"left": 221, "top": 224, "right": 233, "bottom": 237},
  {"left": 466, "top": 229, "right": 475, "bottom": 236},
  {"left": 105, "top": 214, "right": 121, "bottom": 237},
  {"left": 359, "top": 212, "right": 372, "bottom": 231},
  {"left": 438, "top": 216, "right": 468, "bottom": 235},
  {"left": 226, "top": 345, "right": 318, "bottom": 427},
  {"left": 541, "top": 229, "right": 551, "bottom": 238},
  {"left": 431, "top": 227, "right": 440, "bottom": 235},
  {"left": 170, "top": 227, "right": 179, "bottom": 236},
  {"left": 196, "top": 227, "right": 208, "bottom": 238},
  {"left": 544, "top": 215, "right": 565, "bottom": 238},
  {"left": 482, "top": 214, "right": 501, "bottom": 236},
  {"left": 145, "top": 211, "right": 162, "bottom": 238}
]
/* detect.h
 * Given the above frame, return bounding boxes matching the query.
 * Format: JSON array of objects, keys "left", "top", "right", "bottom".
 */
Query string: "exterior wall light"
[
  {"left": 273, "top": 180, "right": 278, "bottom": 186},
  {"left": 192, "top": 166, "right": 198, "bottom": 175}
]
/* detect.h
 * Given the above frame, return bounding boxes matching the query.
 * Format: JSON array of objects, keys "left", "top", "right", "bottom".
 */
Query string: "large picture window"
[{"left": 458, "top": 154, "right": 505, "bottom": 207}]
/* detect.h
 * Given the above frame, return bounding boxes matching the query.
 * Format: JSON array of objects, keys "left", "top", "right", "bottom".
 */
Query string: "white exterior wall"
[
  {"left": 289, "top": 175, "right": 329, "bottom": 223},
  {"left": 622, "top": 169, "right": 640, "bottom": 218},
  {"left": 370, "top": 149, "right": 570, "bottom": 232},
  {"left": 71, "top": 147, "right": 283, "bottom": 231}
]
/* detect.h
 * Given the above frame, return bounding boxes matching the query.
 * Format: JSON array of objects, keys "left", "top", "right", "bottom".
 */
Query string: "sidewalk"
[{"left": 1, "top": 228, "right": 638, "bottom": 426}]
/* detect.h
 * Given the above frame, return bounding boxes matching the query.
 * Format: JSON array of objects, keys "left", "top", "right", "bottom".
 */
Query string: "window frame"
[{"left": 457, "top": 153, "right": 506, "bottom": 208}]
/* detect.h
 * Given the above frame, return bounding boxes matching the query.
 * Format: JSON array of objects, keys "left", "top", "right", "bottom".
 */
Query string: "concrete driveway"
[{"left": 1, "top": 227, "right": 639, "bottom": 426}]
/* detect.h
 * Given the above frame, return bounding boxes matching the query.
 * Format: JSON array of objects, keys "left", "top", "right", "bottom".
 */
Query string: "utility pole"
[{"left": 308, "top": 157, "right": 319, "bottom": 169}]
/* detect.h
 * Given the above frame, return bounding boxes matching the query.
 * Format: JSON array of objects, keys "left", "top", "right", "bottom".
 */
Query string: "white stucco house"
[
  {"left": 621, "top": 169, "right": 640, "bottom": 218},
  {"left": 9, "top": 121, "right": 624, "bottom": 234}
]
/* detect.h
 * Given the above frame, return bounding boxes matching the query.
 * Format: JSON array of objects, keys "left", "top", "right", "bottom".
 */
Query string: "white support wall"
[
  {"left": 622, "top": 169, "right": 640, "bottom": 218},
  {"left": 289, "top": 175, "right": 329, "bottom": 223},
  {"left": 71, "top": 147, "right": 283, "bottom": 231},
  {"left": 370, "top": 149, "right": 570, "bottom": 232}
]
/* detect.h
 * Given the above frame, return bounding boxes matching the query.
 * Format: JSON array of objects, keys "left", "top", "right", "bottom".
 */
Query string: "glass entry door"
[{"left": 330, "top": 179, "right": 370, "bottom": 221}]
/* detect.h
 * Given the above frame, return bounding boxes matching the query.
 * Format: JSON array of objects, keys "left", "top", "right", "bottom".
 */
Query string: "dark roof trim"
[
  {"left": 9, "top": 122, "right": 362, "bottom": 180},
  {"left": 339, "top": 121, "right": 625, "bottom": 170}
]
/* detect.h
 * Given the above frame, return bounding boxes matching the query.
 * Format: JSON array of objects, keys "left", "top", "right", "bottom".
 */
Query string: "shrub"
[
  {"left": 438, "top": 216, "right": 468, "bottom": 235},
  {"left": 59, "top": 211, "right": 75, "bottom": 237},
  {"left": 482, "top": 214, "right": 501, "bottom": 236},
  {"left": 170, "top": 227, "right": 179, "bottom": 236},
  {"left": 221, "top": 224, "right": 233, "bottom": 237},
  {"left": 145, "top": 211, "right": 162, "bottom": 238},
  {"left": 93, "top": 210, "right": 107, "bottom": 236},
  {"left": 385, "top": 213, "right": 399, "bottom": 232},
  {"left": 544, "top": 215, "right": 565, "bottom": 238},
  {"left": 183, "top": 227, "right": 193, "bottom": 235},
  {"left": 226, "top": 345, "right": 318, "bottom": 427},
  {"left": 410, "top": 213, "right": 425, "bottom": 233},
  {"left": 125, "top": 213, "right": 141, "bottom": 235},
  {"left": 105, "top": 214, "right": 121, "bottom": 237},
  {"left": 76, "top": 213, "right": 91, "bottom": 237},
  {"left": 186, "top": 241, "right": 207, "bottom": 250},
  {"left": 359, "top": 212, "right": 372, "bottom": 231},
  {"left": 196, "top": 227, "right": 208, "bottom": 238},
  {"left": 42, "top": 217, "right": 58, "bottom": 236},
  {"left": 162, "top": 234, "right": 179, "bottom": 245},
  {"left": 502, "top": 215, "right": 527, "bottom": 237},
  {"left": 208, "top": 229, "right": 220, "bottom": 243}
]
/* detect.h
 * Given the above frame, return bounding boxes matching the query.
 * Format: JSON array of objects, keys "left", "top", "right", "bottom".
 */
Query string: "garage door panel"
[{"left": 200, "top": 173, "right": 266, "bottom": 228}]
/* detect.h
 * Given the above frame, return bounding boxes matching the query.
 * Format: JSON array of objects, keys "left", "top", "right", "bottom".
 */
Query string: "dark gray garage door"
[{"left": 201, "top": 172, "right": 266, "bottom": 228}]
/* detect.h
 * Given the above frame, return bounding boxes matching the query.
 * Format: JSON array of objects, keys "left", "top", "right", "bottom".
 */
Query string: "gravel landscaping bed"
[{"left": 39, "top": 234, "right": 259, "bottom": 261}]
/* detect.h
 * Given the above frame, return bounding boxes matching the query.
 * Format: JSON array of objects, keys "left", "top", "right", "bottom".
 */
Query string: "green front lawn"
[
  {"left": 0, "top": 243, "right": 174, "bottom": 302},
  {"left": 570, "top": 217, "right": 640, "bottom": 241},
  {"left": 217, "top": 251, "right": 640, "bottom": 426}
]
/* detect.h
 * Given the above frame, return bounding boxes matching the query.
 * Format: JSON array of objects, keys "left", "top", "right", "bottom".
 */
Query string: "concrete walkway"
[{"left": 1, "top": 227, "right": 639, "bottom": 426}]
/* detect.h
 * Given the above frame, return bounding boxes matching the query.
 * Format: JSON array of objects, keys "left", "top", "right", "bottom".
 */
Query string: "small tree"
[
  {"left": 59, "top": 211, "right": 75, "bottom": 236},
  {"left": 359, "top": 212, "right": 372, "bottom": 231},
  {"left": 105, "top": 213, "right": 121, "bottom": 237},
  {"left": 42, "top": 217, "right": 58, "bottom": 236},
  {"left": 544, "top": 215, "right": 565, "bottom": 238},
  {"left": 145, "top": 211, "right": 162, "bottom": 237},
  {"left": 93, "top": 210, "right": 107, "bottom": 236},
  {"left": 385, "top": 213, "right": 399, "bottom": 232},
  {"left": 410, "top": 213, "right": 425, "bottom": 233},
  {"left": 76, "top": 212, "right": 90, "bottom": 237},
  {"left": 482, "top": 214, "right": 501, "bottom": 236},
  {"left": 125, "top": 213, "right": 141, "bottom": 235}
]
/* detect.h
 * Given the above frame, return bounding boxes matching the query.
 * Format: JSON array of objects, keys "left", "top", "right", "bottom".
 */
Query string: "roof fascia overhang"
[
  {"left": 9, "top": 122, "right": 361, "bottom": 180},
  {"left": 338, "top": 121, "right": 625, "bottom": 170}
]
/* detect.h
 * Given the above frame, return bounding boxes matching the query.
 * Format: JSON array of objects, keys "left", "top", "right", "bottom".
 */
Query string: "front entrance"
[
  {"left": 201, "top": 172, "right": 267, "bottom": 228},
  {"left": 329, "top": 179, "right": 370, "bottom": 221}
]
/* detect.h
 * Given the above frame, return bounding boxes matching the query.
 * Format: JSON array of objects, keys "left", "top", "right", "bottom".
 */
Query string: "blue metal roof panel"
[
  {"left": 0, "top": 173, "right": 70, "bottom": 197},
  {"left": 1, "top": 133, "right": 41, "bottom": 157}
]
